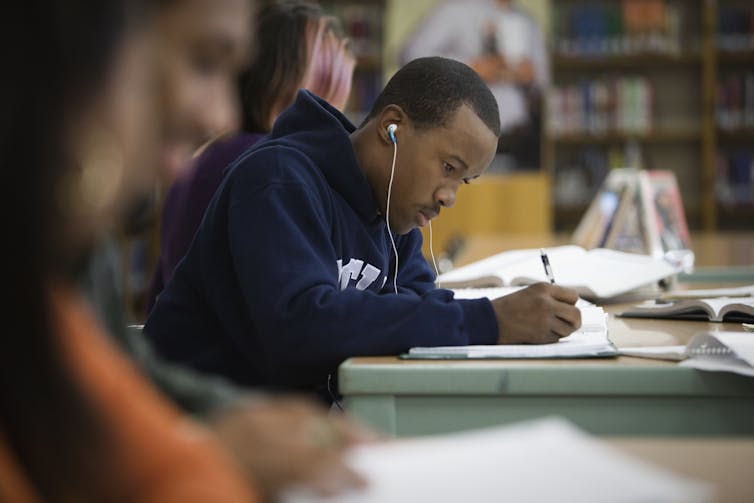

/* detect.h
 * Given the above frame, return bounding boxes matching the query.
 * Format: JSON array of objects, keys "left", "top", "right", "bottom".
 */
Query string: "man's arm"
[{"left": 226, "top": 166, "right": 499, "bottom": 389}]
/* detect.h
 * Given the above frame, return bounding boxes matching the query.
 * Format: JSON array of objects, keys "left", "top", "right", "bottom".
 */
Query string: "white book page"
[
  {"left": 439, "top": 246, "right": 679, "bottom": 300},
  {"left": 283, "top": 418, "right": 711, "bottom": 503},
  {"left": 436, "top": 247, "right": 552, "bottom": 285},
  {"left": 546, "top": 248, "right": 679, "bottom": 300},
  {"left": 703, "top": 297, "right": 754, "bottom": 318}
]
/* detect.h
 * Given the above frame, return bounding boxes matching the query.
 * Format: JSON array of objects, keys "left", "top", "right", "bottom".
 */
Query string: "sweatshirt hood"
[{"left": 266, "top": 90, "right": 379, "bottom": 222}]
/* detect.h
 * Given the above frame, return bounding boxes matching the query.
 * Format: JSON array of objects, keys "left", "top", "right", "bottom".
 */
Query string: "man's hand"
[
  {"left": 209, "top": 396, "right": 379, "bottom": 499},
  {"left": 491, "top": 283, "right": 581, "bottom": 344}
]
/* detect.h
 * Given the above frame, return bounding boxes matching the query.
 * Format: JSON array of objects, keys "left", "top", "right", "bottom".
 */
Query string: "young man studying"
[{"left": 144, "top": 57, "right": 581, "bottom": 396}]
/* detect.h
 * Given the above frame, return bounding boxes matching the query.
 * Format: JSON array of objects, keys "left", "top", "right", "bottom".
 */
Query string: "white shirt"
[{"left": 401, "top": 0, "right": 550, "bottom": 132}]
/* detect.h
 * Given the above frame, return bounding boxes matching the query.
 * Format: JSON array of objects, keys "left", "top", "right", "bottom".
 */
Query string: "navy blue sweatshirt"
[{"left": 145, "top": 90, "right": 497, "bottom": 392}]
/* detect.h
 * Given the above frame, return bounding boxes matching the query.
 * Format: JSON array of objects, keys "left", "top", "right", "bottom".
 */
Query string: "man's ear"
[{"left": 378, "top": 104, "right": 406, "bottom": 145}]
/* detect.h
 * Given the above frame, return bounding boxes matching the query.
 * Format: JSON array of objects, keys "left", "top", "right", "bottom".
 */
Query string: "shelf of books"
[
  {"left": 715, "top": 2, "right": 754, "bottom": 228},
  {"left": 545, "top": 0, "right": 753, "bottom": 233}
]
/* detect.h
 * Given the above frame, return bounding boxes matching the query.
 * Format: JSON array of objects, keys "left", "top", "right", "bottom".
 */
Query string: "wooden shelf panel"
[
  {"left": 717, "top": 129, "right": 754, "bottom": 141},
  {"left": 553, "top": 52, "right": 701, "bottom": 70},
  {"left": 717, "top": 205, "right": 754, "bottom": 230},
  {"left": 717, "top": 51, "right": 754, "bottom": 64},
  {"left": 548, "top": 128, "right": 702, "bottom": 145}
]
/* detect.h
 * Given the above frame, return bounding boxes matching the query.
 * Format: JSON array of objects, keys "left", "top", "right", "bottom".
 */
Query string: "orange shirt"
[{"left": 0, "top": 285, "right": 260, "bottom": 502}]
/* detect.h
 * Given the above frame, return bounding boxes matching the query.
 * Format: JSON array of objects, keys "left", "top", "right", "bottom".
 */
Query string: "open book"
[
  {"left": 437, "top": 245, "right": 680, "bottom": 302},
  {"left": 405, "top": 306, "right": 615, "bottom": 359},
  {"left": 619, "top": 297, "right": 754, "bottom": 323},
  {"left": 656, "top": 284, "right": 754, "bottom": 302},
  {"left": 619, "top": 331, "right": 754, "bottom": 378}
]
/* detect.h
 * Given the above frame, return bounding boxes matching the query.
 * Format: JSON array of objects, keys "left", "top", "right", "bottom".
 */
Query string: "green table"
[{"left": 339, "top": 312, "right": 754, "bottom": 438}]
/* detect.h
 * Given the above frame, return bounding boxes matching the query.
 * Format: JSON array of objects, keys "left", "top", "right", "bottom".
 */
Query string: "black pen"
[{"left": 540, "top": 249, "right": 556, "bottom": 284}]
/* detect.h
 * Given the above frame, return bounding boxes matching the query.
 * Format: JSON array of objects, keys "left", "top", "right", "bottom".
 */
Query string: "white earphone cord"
[
  {"left": 428, "top": 220, "right": 440, "bottom": 288},
  {"left": 385, "top": 136, "right": 441, "bottom": 294},
  {"left": 385, "top": 141, "right": 399, "bottom": 294}
]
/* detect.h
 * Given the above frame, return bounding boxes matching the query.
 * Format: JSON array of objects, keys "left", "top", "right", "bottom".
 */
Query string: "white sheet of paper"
[{"left": 282, "top": 418, "right": 712, "bottom": 503}]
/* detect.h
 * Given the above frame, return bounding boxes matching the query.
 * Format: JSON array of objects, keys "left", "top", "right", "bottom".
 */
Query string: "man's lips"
[{"left": 418, "top": 208, "right": 439, "bottom": 227}]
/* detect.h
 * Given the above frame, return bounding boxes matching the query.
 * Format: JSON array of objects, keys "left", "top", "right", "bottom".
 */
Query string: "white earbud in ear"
[{"left": 387, "top": 124, "right": 398, "bottom": 144}]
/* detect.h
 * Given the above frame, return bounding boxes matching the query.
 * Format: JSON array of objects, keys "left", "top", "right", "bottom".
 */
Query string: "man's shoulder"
[
  {"left": 233, "top": 140, "right": 313, "bottom": 168},
  {"left": 227, "top": 142, "right": 322, "bottom": 188}
]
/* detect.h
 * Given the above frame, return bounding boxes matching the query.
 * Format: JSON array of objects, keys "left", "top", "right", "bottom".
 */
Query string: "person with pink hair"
[{"left": 148, "top": 0, "right": 355, "bottom": 310}]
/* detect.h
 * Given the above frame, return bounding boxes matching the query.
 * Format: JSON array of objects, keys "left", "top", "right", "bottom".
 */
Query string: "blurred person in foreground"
[
  {"left": 0, "top": 1, "right": 259, "bottom": 500},
  {"left": 0, "top": 0, "right": 372, "bottom": 501}
]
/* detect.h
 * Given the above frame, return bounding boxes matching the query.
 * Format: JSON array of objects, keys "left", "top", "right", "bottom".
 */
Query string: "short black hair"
[{"left": 363, "top": 56, "right": 501, "bottom": 137}]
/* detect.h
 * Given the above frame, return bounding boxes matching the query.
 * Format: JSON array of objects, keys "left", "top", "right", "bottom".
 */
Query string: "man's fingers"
[
  {"left": 550, "top": 284, "right": 580, "bottom": 304},
  {"left": 554, "top": 303, "right": 582, "bottom": 330},
  {"left": 550, "top": 316, "right": 579, "bottom": 339}
]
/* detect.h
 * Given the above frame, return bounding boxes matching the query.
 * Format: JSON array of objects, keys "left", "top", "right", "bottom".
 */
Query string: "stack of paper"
[{"left": 283, "top": 417, "right": 712, "bottom": 503}]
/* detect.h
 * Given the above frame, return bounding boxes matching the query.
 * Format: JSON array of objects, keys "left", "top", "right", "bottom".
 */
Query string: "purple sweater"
[{"left": 147, "top": 132, "right": 265, "bottom": 311}]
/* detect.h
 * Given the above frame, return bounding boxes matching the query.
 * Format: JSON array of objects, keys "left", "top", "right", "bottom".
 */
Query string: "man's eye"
[{"left": 443, "top": 162, "right": 455, "bottom": 174}]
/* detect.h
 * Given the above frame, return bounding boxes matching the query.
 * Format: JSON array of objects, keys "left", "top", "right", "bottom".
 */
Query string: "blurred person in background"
[
  {"left": 147, "top": 0, "right": 355, "bottom": 309},
  {"left": 401, "top": 0, "right": 549, "bottom": 171}
]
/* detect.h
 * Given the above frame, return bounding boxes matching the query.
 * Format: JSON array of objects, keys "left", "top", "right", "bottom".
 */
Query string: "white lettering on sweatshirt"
[{"left": 336, "top": 258, "right": 384, "bottom": 291}]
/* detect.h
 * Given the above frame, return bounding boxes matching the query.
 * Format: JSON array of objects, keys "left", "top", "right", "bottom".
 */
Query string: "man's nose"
[{"left": 436, "top": 183, "right": 458, "bottom": 208}]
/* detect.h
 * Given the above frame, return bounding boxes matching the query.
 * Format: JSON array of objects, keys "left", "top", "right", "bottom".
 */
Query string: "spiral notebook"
[{"left": 620, "top": 331, "right": 754, "bottom": 377}]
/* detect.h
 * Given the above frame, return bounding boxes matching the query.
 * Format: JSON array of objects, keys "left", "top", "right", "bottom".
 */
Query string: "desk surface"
[
  {"left": 608, "top": 437, "right": 754, "bottom": 503},
  {"left": 339, "top": 305, "right": 754, "bottom": 438}
]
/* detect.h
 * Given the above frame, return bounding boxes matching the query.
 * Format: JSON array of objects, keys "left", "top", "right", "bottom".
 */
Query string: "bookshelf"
[
  {"left": 322, "top": 0, "right": 386, "bottom": 124},
  {"left": 715, "top": 0, "right": 754, "bottom": 229},
  {"left": 544, "top": 0, "right": 753, "bottom": 233}
]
